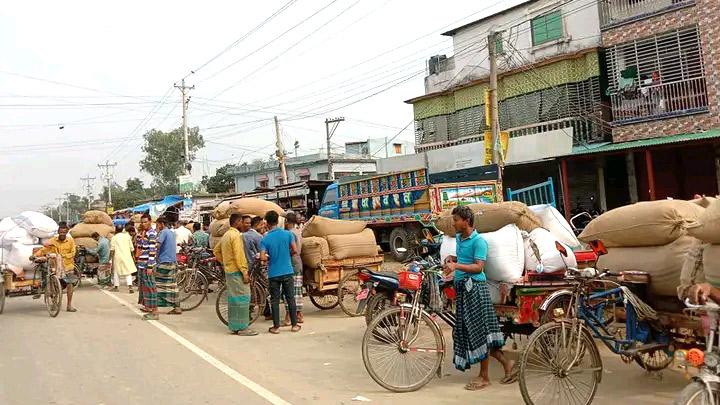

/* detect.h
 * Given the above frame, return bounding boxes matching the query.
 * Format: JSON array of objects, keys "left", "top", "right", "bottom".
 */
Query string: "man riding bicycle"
[{"left": 30, "top": 221, "right": 78, "bottom": 312}]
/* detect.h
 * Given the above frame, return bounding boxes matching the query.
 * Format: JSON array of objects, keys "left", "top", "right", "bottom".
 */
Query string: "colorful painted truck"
[{"left": 318, "top": 168, "right": 502, "bottom": 260}]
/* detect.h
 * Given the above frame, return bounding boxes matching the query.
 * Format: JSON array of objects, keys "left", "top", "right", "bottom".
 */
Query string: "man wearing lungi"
[
  {"left": 156, "top": 217, "right": 181, "bottom": 315},
  {"left": 137, "top": 213, "right": 159, "bottom": 320}
]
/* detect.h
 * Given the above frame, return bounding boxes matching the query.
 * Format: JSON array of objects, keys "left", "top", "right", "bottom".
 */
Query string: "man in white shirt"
[{"left": 173, "top": 221, "right": 193, "bottom": 253}]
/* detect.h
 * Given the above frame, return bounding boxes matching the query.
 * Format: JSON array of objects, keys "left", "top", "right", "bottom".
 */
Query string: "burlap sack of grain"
[
  {"left": 578, "top": 200, "right": 703, "bottom": 247},
  {"left": 692, "top": 196, "right": 717, "bottom": 208},
  {"left": 688, "top": 199, "right": 720, "bottom": 244},
  {"left": 185, "top": 222, "right": 195, "bottom": 232},
  {"left": 69, "top": 223, "right": 114, "bottom": 239},
  {"left": 209, "top": 219, "right": 230, "bottom": 238},
  {"left": 301, "top": 236, "right": 331, "bottom": 269},
  {"left": 702, "top": 244, "right": 720, "bottom": 287},
  {"left": 74, "top": 237, "right": 98, "bottom": 249},
  {"left": 326, "top": 229, "right": 378, "bottom": 260},
  {"left": 678, "top": 239, "right": 706, "bottom": 300},
  {"left": 212, "top": 201, "right": 232, "bottom": 220},
  {"left": 209, "top": 235, "right": 222, "bottom": 249},
  {"left": 229, "top": 198, "right": 284, "bottom": 217},
  {"left": 596, "top": 236, "right": 694, "bottom": 296},
  {"left": 434, "top": 201, "right": 541, "bottom": 235},
  {"left": 301, "top": 215, "right": 367, "bottom": 238},
  {"left": 82, "top": 210, "right": 113, "bottom": 227}
]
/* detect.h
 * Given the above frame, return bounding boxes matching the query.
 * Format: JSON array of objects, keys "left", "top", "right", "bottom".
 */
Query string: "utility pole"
[
  {"left": 55, "top": 197, "right": 64, "bottom": 222},
  {"left": 294, "top": 140, "right": 299, "bottom": 158},
  {"left": 63, "top": 193, "right": 72, "bottom": 223},
  {"left": 274, "top": 116, "right": 288, "bottom": 184},
  {"left": 80, "top": 174, "right": 96, "bottom": 210},
  {"left": 175, "top": 78, "right": 195, "bottom": 175},
  {"left": 325, "top": 117, "right": 345, "bottom": 180},
  {"left": 488, "top": 31, "right": 502, "bottom": 166},
  {"left": 98, "top": 160, "right": 117, "bottom": 212}
]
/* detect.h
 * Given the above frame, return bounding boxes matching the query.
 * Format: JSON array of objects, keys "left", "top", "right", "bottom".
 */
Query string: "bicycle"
[
  {"left": 675, "top": 299, "right": 720, "bottom": 405},
  {"left": 361, "top": 256, "right": 455, "bottom": 392},
  {"left": 175, "top": 267, "right": 209, "bottom": 311},
  {"left": 215, "top": 262, "right": 268, "bottom": 326},
  {"left": 517, "top": 242, "right": 673, "bottom": 405}
]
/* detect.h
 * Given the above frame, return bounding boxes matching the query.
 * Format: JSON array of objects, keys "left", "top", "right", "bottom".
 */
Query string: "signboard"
[
  {"left": 437, "top": 183, "right": 499, "bottom": 210},
  {"left": 178, "top": 175, "right": 193, "bottom": 193}
]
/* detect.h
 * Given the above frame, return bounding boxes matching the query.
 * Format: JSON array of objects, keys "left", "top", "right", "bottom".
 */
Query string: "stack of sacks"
[
  {"left": 82, "top": 210, "right": 113, "bottom": 227},
  {"left": 70, "top": 211, "right": 115, "bottom": 264},
  {"left": 434, "top": 201, "right": 542, "bottom": 236},
  {"left": 209, "top": 218, "right": 230, "bottom": 249},
  {"left": 579, "top": 200, "right": 704, "bottom": 297},
  {"left": 301, "top": 216, "right": 377, "bottom": 263},
  {"left": 212, "top": 198, "right": 284, "bottom": 220},
  {"left": 301, "top": 237, "right": 331, "bottom": 269},
  {"left": 686, "top": 197, "right": 720, "bottom": 285},
  {"left": 523, "top": 228, "right": 576, "bottom": 274},
  {"left": 529, "top": 204, "right": 581, "bottom": 249},
  {"left": 0, "top": 214, "right": 52, "bottom": 278}
]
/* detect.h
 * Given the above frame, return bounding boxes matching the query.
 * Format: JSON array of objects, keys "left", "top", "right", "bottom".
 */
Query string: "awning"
[
  {"left": 129, "top": 195, "right": 192, "bottom": 220},
  {"left": 569, "top": 128, "right": 720, "bottom": 157}
]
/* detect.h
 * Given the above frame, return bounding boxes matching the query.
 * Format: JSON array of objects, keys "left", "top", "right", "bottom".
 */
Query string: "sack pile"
[
  {"left": 212, "top": 198, "right": 284, "bottom": 220},
  {"left": 529, "top": 204, "right": 581, "bottom": 248},
  {"left": 300, "top": 216, "right": 378, "bottom": 268},
  {"left": 208, "top": 218, "right": 230, "bottom": 249},
  {"left": 69, "top": 222, "right": 114, "bottom": 239},
  {"left": 0, "top": 212, "right": 56, "bottom": 277},
  {"left": 434, "top": 201, "right": 542, "bottom": 236},
  {"left": 524, "top": 228, "right": 576, "bottom": 274},
  {"left": 680, "top": 198, "right": 720, "bottom": 287},
  {"left": 580, "top": 200, "right": 704, "bottom": 297},
  {"left": 82, "top": 210, "right": 113, "bottom": 227}
]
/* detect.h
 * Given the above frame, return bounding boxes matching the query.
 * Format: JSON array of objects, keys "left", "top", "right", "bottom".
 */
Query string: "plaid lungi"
[
  {"left": 156, "top": 263, "right": 178, "bottom": 308},
  {"left": 97, "top": 263, "right": 112, "bottom": 286},
  {"left": 140, "top": 267, "right": 157, "bottom": 310},
  {"left": 453, "top": 278, "right": 504, "bottom": 371},
  {"left": 226, "top": 272, "right": 251, "bottom": 332},
  {"left": 284, "top": 272, "right": 304, "bottom": 311}
]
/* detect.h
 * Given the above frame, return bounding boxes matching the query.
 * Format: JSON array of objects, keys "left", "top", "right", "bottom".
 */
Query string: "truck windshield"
[{"left": 321, "top": 187, "right": 337, "bottom": 206}]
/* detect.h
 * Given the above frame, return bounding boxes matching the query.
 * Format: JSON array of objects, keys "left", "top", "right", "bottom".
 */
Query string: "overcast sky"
[{"left": 0, "top": 0, "right": 521, "bottom": 217}]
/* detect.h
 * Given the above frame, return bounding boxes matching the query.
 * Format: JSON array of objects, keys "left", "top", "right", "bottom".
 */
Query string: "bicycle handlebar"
[{"left": 684, "top": 298, "right": 720, "bottom": 311}]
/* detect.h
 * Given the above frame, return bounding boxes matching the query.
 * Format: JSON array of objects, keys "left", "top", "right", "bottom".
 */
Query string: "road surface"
[{"left": 0, "top": 284, "right": 690, "bottom": 405}]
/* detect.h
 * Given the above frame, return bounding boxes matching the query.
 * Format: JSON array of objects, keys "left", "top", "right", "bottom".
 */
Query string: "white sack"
[
  {"left": 0, "top": 217, "right": 17, "bottom": 233},
  {"left": 13, "top": 211, "right": 58, "bottom": 239},
  {"left": 7, "top": 242, "right": 42, "bottom": 271},
  {"left": 0, "top": 226, "right": 37, "bottom": 248},
  {"left": 524, "top": 228, "right": 576, "bottom": 273},
  {"left": 481, "top": 224, "right": 524, "bottom": 282},
  {"left": 529, "top": 204, "right": 580, "bottom": 248},
  {"left": 440, "top": 235, "right": 457, "bottom": 264}
]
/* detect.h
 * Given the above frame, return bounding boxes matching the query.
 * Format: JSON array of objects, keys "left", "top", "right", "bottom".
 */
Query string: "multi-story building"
[{"left": 344, "top": 138, "right": 414, "bottom": 158}]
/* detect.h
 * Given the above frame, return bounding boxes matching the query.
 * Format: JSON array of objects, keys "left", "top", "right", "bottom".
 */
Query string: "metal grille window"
[{"left": 531, "top": 11, "right": 563, "bottom": 46}]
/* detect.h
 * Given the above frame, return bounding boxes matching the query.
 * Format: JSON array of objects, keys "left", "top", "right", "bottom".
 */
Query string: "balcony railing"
[
  {"left": 600, "top": 0, "right": 694, "bottom": 27},
  {"left": 609, "top": 77, "right": 708, "bottom": 124}
]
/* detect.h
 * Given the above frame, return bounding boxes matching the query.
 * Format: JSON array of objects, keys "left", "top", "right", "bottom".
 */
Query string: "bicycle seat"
[{"left": 367, "top": 270, "right": 399, "bottom": 280}]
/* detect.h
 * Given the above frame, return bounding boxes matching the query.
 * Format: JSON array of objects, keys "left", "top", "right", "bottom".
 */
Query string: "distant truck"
[{"left": 318, "top": 168, "right": 502, "bottom": 260}]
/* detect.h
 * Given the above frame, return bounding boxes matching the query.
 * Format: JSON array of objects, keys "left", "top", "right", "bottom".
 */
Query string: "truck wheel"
[{"left": 389, "top": 228, "right": 411, "bottom": 262}]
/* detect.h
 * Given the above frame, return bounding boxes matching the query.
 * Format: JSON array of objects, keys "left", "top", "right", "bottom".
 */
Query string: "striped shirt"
[{"left": 137, "top": 227, "right": 158, "bottom": 271}]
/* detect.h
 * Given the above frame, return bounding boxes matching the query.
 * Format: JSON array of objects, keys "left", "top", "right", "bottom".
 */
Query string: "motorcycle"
[{"left": 676, "top": 299, "right": 720, "bottom": 404}]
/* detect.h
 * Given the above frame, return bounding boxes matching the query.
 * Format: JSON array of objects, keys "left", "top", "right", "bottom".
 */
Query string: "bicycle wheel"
[
  {"left": 216, "top": 285, "right": 229, "bottom": 326},
  {"left": 176, "top": 270, "right": 209, "bottom": 311},
  {"left": 44, "top": 275, "right": 63, "bottom": 318},
  {"left": 365, "top": 293, "right": 390, "bottom": 325},
  {"left": 362, "top": 306, "right": 444, "bottom": 393},
  {"left": 338, "top": 271, "right": 365, "bottom": 317},
  {"left": 675, "top": 381, "right": 720, "bottom": 405},
  {"left": 519, "top": 321, "right": 602, "bottom": 405},
  {"left": 249, "top": 278, "right": 267, "bottom": 325}
]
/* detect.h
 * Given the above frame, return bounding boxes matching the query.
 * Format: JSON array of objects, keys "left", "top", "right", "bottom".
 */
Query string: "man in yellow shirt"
[
  {"left": 213, "top": 213, "right": 258, "bottom": 336},
  {"left": 32, "top": 222, "right": 79, "bottom": 312}
]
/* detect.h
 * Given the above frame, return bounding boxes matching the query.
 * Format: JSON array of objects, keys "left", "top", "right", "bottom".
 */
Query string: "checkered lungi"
[
  {"left": 139, "top": 266, "right": 157, "bottom": 310},
  {"left": 284, "top": 272, "right": 304, "bottom": 312},
  {"left": 226, "top": 272, "right": 251, "bottom": 332},
  {"left": 453, "top": 278, "right": 504, "bottom": 371},
  {"left": 156, "top": 263, "right": 178, "bottom": 308},
  {"left": 97, "top": 263, "right": 112, "bottom": 286}
]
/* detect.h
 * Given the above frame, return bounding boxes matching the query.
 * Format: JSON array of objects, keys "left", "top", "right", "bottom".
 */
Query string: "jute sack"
[
  {"left": 301, "top": 236, "right": 331, "bottom": 269},
  {"left": 578, "top": 200, "right": 703, "bottom": 247},
  {"left": 326, "top": 229, "right": 378, "bottom": 260},
  {"left": 434, "top": 202, "right": 542, "bottom": 235},
  {"left": 209, "top": 219, "right": 230, "bottom": 238},
  {"left": 702, "top": 244, "right": 720, "bottom": 287},
  {"left": 209, "top": 235, "right": 222, "bottom": 249},
  {"left": 69, "top": 223, "right": 114, "bottom": 239},
  {"left": 692, "top": 196, "right": 717, "bottom": 208},
  {"left": 688, "top": 199, "right": 720, "bottom": 244},
  {"left": 302, "top": 215, "right": 367, "bottom": 238},
  {"left": 678, "top": 239, "right": 706, "bottom": 300},
  {"left": 83, "top": 210, "right": 113, "bottom": 227},
  {"left": 213, "top": 201, "right": 232, "bottom": 220},
  {"left": 228, "top": 198, "right": 284, "bottom": 217},
  {"left": 74, "top": 237, "right": 98, "bottom": 249},
  {"left": 596, "top": 236, "right": 694, "bottom": 296}
]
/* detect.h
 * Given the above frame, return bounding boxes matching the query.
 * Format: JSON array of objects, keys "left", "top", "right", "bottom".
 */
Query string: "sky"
[{"left": 0, "top": 0, "right": 521, "bottom": 217}]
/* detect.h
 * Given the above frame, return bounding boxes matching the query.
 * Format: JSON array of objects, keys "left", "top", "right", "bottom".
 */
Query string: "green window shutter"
[
  {"left": 532, "top": 10, "right": 563, "bottom": 46},
  {"left": 495, "top": 31, "right": 504, "bottom": 54}
]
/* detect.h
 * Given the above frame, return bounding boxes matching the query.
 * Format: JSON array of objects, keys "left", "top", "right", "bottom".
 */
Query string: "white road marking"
[{"left": 98, "top": 287, "right": 292, "bottom": 405}]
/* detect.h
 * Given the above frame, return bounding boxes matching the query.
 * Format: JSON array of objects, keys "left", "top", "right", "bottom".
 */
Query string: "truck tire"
[{"left": 389, "top": 227, "right": 411, "bottom": 262}]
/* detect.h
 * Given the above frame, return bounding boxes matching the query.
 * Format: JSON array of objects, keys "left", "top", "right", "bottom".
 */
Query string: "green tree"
[
  {"left": 139, "top": 126, "right": 204, "bottom": 194},
  {"left": 202, "top": 164, "right": 237, "bottom": 193}
]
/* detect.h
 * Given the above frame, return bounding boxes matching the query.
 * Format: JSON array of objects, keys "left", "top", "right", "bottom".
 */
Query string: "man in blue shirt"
[
  {"left": 443, "top": 205, "right": 513, "bottom": 391},
  {"left": 156, "top": 217, "right": 182, "bottom": 315},
  {"left": 260, "top": 210, "right": 300, "bottom": 334},
  {"left": 90, "top": 231, "right": 112, "bottom": 288}
]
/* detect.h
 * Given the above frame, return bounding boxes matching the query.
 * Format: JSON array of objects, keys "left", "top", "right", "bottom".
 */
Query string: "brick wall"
[{"left": 603, "top": 0, "right": 720, "bottom": 142}]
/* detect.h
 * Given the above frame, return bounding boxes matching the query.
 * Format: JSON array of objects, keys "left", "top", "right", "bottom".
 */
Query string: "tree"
[
  {"left": 139, "top": 126, "right": 204, "bottom": 194},
  {"left": 202, "top": 164, "right": 237, "bottom": 193},
  {"left": 126, "top": 177, "right": 144, "bottom": 193}
]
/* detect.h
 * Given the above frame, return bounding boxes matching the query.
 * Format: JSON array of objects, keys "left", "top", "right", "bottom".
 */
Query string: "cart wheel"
[
  {"left": 45, "top": 275, "right": 63, "bottom": 318},
  {"left": 309, "top": 291, "right": 339, "bottom": 310},
  {"left": 215, "top": 285, "right": 228, "bottom": 326},
  {"left": 338, "top": 271, "right": 364, "bottom": 317},
  {"left": 0, "top": 280, "right": 6, "bottom": 315}
]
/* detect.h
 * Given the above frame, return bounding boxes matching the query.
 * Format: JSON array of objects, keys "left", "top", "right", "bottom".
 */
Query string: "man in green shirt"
[
  {"left": 192, "top": 222, "right": 209, "bottom": 249},
  {"left": 90, "top": 232, "right": 112, "bottom": 288}
]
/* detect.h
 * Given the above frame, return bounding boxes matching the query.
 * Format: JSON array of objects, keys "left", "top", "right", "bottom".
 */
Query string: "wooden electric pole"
[{"left": 325, "top": 117, "right": 344, "bottom": 180}]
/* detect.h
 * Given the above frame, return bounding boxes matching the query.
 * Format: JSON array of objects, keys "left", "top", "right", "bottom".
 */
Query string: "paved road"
[{"left": 0, "top": 284, "right": 690, "bottom": 405}]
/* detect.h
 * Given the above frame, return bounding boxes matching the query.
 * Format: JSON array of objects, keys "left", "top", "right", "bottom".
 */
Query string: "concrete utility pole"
[
  {"left": 488, "top": 31, "right": 502, "bottom": 166},
  {"left": 274, "top": 116, "right": 288, "bottom": 184},
  {"left": 325, "top": 117, "right": 345, "bottom": 180},
  {"left": 80, "top": 174, "right": 96, "bottom": 209},
  {"left": 98, "top": 160, "right": 117, "bottom": 211},
  {"left": 63, "top": 193, "right": 72, "bottom": 222},
  {"left": 55, "top": 197, "right": 64, "bottom": 222},
  {"left": 175, "top": 78, "right": 195, "bottom": 175}
]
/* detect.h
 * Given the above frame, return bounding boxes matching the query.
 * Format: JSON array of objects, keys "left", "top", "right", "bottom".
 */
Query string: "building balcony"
[
  {"left": 609, "top": 77, "right": 708, "bottom": 125},
  {"left": 600, "top": 0, "right": 695, "bottom": 28}
]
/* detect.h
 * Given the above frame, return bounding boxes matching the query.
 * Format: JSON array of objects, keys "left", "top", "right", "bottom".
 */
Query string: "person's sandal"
[
  {"left": 235, "top": 329, "right": 259, "bottom": 336},
  {"left": 66, "top": 307, "right": 77, "bottom": 313},
  {"left": 167, "top": 308, "right": 182, "bottom": 315},
  {"left": 291, "top": 325, "right": 301, "bottom": 332},
  {"left": 268, "top": 327, "right": 280, "bottom": 334},
  {"left": 143, "top": 313, "right": 159, "bottom": 321}
]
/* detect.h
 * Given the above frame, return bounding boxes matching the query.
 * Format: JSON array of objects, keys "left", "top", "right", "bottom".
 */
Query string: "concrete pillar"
[
  {"left": 626, "top": 152, "right": 639, "bottom": 203},
  {"left": 596, "top": 157, "right": 607, "bottom": 212},
  {"left": 715, "top": 145, "right": 720, "bottom": 195}
]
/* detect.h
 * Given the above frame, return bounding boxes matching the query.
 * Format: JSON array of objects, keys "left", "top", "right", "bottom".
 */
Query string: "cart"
[
  {"left": 0, "top": 255, "right": 64, "bottom": 317},
  {"left": 304, "top": 255, "right": 384, "bottom": 314}
]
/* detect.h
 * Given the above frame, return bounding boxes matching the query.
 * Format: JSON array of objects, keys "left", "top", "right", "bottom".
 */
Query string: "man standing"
[
  {"left": 284, "top": 212, "right": 304, "bottom": 324},
  {"left": 192, "top": 222, "right": 209, "bottom": 249},
  {"left": 243, "top": 216, "right": 264, "bottom": 271},
  {"left": 173, "top": 221, "right": 193, "bottom": 252},
  {"left": 110, "top": 223, "right": 136, "bottom": 294},
  {"left": 137, "top": 213, "right": 159, "bottom": 320},
  {"left": 213, "top": 213, "right": 258, "bottom": 336},
  {"left": 31, "top": 222, "right": 78, "bottom": 312},
  {"left": 156, "top": 217, "right": 182, "bottom": 315},
  {"left": 90, "top": 232, "right": 112, "bottom": 288},
  {"left": 261, "top": 210, "right": 301, "bottom": 334},
  {"left": 443, "top": 205, "right": 514, "bottom": 391}
]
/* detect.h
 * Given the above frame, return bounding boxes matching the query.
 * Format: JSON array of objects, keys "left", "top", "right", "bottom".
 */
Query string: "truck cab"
[{"left": 318, "top": 183, "right": 340, "bottom": 219}]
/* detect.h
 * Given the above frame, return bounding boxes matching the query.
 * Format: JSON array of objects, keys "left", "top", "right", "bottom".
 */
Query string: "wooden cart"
[{"left": 304, "top": 255, "right": 384, "bottom": 311}]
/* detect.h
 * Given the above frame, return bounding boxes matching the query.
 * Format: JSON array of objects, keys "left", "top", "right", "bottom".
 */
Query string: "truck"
[{"left": 318, "top": 168, "right": 502, "bottom": 260}]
